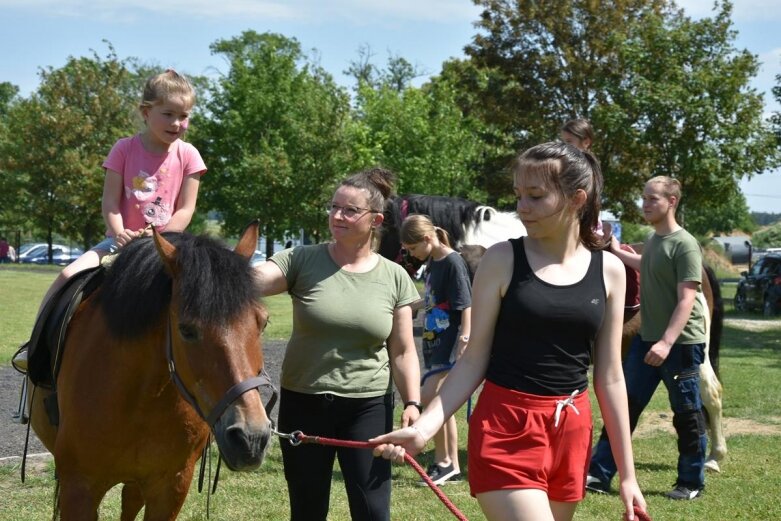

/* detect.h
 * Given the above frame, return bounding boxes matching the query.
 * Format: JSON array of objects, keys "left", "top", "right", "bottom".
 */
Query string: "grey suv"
[{"left": 734, "top": 253, "right": 781, "bottom": 316}]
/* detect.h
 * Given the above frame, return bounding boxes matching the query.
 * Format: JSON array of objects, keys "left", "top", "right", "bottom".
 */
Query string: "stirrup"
[{"left": 12, "top": 377, "right": 29, "bottom": 424}]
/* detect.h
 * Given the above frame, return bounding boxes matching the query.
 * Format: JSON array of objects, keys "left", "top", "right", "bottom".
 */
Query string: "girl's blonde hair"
[
  {"left": 400, "top": 214, "right": 452, "bottom": 248},
  {"left": 140, "top": 69, "right": 195, "bottom": 110}
]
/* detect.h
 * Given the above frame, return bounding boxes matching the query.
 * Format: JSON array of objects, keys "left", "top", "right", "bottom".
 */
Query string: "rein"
[
  {"left": 273, "top": 429, "right": 469, "bottom": 521},
  {"left": 165, "top": 321, "right": 278, "bottom": 428}
]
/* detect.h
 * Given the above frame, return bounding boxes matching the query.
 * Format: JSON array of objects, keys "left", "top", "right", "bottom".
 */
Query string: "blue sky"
[{"left": 1, "top": 0, "right": 779, "bottom": 213}]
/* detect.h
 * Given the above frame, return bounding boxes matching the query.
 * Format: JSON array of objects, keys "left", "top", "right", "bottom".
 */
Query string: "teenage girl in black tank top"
[
  {"left": 371, "top": 142, "right": 648, "bottom": 521},
  {"left": 487, "top": 237, "right": 605, "bottom": 396}
]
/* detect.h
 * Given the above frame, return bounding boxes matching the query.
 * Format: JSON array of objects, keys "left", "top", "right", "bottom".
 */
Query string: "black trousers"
[{"left": 278, "top": 388, "right": 394, "bottom": 521}]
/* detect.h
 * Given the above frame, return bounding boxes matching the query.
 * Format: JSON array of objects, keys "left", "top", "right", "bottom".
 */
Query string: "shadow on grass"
[
  {"left": 635, "top": 462, "right": 675, "bottom": 473},
  {"left": 720, "top": 323, "right": 781, "bottom": 369}
]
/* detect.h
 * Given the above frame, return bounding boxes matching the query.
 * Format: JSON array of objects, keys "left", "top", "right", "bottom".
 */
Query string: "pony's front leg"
[
  {"left": 700, "top": 359, "right": 727, "bottom": 472},
  {"left": 140, "top": 467, "right": 197, "bottom": 521},
  {"left": 121, "top": 483, "right": 145, "bottom": 521},
  {"left": 58, "top": 475, "right": 106, "bottom": 521}
]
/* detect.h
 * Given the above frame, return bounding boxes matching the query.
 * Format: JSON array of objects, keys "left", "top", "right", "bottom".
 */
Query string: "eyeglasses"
[{"left": 326, "top": 203, "right": 377, "bottom": 220}]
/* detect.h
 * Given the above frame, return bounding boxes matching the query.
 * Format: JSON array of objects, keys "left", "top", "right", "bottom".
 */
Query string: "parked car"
[
  {"left": 18, "top": 243, "right": 84, "bottom": 266},
  {"left": 734, "top": 253, "right": 781, "bottom": 316}
]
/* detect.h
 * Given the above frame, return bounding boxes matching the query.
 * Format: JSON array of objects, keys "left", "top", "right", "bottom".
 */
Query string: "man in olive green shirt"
[{"left": 588, "top": 176, "right": 708, "bottom": 501}]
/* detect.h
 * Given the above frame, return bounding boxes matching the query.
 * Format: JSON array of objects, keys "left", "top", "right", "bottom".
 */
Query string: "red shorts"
[{"left": 467, "top": 381, "right": 592, "bottom": 502}]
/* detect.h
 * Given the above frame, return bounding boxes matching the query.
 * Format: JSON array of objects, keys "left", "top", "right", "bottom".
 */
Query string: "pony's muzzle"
[{"left": 215, "top": 406, "right": 272, "bottom": 471}]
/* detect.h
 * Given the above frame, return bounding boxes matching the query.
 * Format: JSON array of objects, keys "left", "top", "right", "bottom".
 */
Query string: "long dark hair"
[{"left": 512, "top": 142, "right": 604, "bottom": 249}]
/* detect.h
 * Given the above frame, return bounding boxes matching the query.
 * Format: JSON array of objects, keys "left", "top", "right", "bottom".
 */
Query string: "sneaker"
[
  {"left": 665, "top": 484, "right": 703, "bottom": 500},
  {"left": 585, "top": 475, "right": 610, "bottom": 494},
  {"left": 11, "top": 344, "right": 29, "bottom": 373},
  {"left": 418, "top": 463, "right": 461, "bottom": 486}
]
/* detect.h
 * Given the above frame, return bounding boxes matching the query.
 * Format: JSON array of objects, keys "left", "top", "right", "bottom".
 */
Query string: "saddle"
[{"left": 27, "top": 266, "right": 105, "bottom": 388}]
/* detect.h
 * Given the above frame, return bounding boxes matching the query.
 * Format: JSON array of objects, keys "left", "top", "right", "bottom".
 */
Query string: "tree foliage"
[
  {"left": 350, "top": 72, "right": 489, "bottom": 199},
  {"left": 193, "top": 31, "right": 352, "bottom": 255},
  {"left": 443, "top": 0, "right": 778, "bottom": 232},
  {"left": 0, "top": 45, "right": 139, "bottom": 253}
]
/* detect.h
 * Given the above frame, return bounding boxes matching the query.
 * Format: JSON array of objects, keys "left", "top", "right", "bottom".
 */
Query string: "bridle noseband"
[{"left": 165, "top": 321, "right": 278, "bottom": 428}]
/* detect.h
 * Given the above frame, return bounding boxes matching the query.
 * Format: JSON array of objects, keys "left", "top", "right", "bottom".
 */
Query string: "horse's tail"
[{"left": 705, "top": 264, "right": 724, "bottom": 378}]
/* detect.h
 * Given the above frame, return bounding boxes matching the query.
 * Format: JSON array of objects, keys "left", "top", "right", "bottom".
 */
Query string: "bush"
[{"left": 751, "top": 222, "right": 781, "bottom": 249}]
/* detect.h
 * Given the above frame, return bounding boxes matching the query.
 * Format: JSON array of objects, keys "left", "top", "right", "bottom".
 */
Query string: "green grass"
[{"left": 2, "top": 269, "right": 780, "bottom": 520}]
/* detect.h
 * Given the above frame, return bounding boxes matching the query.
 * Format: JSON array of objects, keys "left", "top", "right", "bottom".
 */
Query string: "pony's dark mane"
[{"left": 97, "top": 232, "right": 262, "bottom": 339}]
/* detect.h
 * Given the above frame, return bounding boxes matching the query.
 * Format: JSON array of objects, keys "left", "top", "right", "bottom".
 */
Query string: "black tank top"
[{"left": 486, "top": 238, "right": 606, "bottom": 396}]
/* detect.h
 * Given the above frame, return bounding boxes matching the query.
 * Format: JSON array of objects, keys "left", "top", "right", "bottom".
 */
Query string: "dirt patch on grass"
[{"left": 634, "top": 413, "right": 781, "bottom": 438}]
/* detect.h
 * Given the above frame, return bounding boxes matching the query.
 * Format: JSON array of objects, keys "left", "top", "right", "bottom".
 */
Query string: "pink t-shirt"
[{"left": 102, "top": 135, "right": 207, "bottom": 233}]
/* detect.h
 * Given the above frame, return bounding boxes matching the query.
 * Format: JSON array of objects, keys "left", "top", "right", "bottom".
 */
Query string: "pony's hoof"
[{"left": 704, "top": 459, "right": 721, "bottom": 473}]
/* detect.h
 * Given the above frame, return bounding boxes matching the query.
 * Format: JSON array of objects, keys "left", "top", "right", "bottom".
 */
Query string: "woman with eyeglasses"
[{"left": 255, "top": 167, "right": 422, "bottom": 521}]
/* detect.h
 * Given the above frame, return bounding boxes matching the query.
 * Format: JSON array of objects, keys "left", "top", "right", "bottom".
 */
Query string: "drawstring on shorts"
[{"left": 553, "top": 390, "right": 580, "bottom": 427}]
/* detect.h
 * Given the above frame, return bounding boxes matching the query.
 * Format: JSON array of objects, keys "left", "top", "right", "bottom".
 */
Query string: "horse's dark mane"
[
  {"left": 97, "top": 232, "right": 262, "bottom": 339},
  {"left": 385, "top": 194, "right": 482, "bottom": 245}
]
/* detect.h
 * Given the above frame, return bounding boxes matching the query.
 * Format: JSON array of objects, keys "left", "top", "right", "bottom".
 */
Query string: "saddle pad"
[{"left": 27, "top": 267, "right": 104, "bottom": 386}]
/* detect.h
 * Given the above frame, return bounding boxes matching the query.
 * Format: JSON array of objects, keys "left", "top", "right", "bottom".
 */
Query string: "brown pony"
[{"left": 28, "top": 223, "right": 274, "bottom": 520}]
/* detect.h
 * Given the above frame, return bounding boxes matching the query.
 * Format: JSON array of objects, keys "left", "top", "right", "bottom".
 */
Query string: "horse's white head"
[{"left": 461, "top": 206, "right": 526, "bottom": 248}]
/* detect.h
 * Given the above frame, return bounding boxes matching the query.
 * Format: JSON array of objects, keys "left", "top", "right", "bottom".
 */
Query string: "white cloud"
[{"left": 0, "top": 0, "right": 481, "bottom": 23}]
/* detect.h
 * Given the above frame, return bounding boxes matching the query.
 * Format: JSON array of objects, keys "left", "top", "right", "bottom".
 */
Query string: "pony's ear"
[
  {"left": 235, "top": 220, "right": 260, "bottom": 261},
  {"left": 153, "top": 227, "right": 179, "bottom": 276}
]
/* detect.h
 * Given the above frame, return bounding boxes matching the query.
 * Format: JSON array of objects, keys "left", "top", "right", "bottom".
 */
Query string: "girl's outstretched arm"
[
  {"left": 594, "top": 251, "right": 647, "bottom": 520},
  {"left": 371, "top": 241, "right": 512, "bottom": 462}
]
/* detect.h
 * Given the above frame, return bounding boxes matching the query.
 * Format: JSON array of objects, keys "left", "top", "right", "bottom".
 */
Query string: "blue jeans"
[{"left": 589, "top": 335, "right": 707, "bottom": 489}]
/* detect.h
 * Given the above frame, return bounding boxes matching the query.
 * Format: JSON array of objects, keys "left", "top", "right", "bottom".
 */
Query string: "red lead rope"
[{"left": 287, "top": 431, "right": 469, "bottom": 521}]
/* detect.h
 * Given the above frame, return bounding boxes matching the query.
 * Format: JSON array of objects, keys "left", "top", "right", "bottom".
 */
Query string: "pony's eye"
[{"left": 178, "top": 323, "right": 200, "bottom": 342}]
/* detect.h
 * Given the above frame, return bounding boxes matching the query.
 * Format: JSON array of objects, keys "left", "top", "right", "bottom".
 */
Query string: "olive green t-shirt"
[
  {"left": 639, "top": 229, "right": 707, "bottom": 344},
  {"left": 270, "top": 244, "right": 420, "bottom": 398}
]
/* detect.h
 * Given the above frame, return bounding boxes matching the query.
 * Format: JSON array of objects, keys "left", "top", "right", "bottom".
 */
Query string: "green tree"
[
  {"left": 443, "top": 0, "right": 778, "bottom": 230},
  {"left": 194, "top": 31, "right": 352, "bottom": 255},
  {"left": 350, "top": 63, "right": 489, "bottom": 199},
  {"left": 0, "top": 82, "right": 24, "bottom": 236},
  {"left": 601, "top": 3, "right": 778, "bottom": 232},
  {"left": 0, "top": 45, "right": 138, "bottom": 257}
]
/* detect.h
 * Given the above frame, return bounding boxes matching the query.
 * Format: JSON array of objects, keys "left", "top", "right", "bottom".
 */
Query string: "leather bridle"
[{"left": 165, "top": 320, "right": 278, "bottom": 428}]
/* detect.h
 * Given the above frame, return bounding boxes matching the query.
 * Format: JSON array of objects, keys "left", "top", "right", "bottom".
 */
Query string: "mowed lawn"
[{"left": 0, "top": 266, "right": 779, "bottom": 520}]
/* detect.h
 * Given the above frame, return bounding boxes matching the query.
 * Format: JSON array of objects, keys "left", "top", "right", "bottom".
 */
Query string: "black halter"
[{"left": 165, "top": 321, "right": 278, "bottom": 428}]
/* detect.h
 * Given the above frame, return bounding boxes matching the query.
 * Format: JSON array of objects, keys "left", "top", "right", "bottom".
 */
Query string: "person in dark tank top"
[{"left": 371, "top": 142, "right": 649, "bottom": 521}]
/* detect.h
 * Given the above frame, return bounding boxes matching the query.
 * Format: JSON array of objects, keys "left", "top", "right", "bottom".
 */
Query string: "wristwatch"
[
  {"left": 460, "top": 335, "right": 470, "bottom": 343},
  {"left": 404, "top": 400, "right": 423, "bottom": 413}
]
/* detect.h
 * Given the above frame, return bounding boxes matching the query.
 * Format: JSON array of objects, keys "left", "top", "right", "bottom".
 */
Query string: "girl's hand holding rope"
[{"left": 370, "top": 424, "right": 429, "bottom": 464}]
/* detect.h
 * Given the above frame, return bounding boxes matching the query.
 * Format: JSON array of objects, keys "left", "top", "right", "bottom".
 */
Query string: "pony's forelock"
[{"left": 97, "top": 233, "right": 262, "bottom": 339}]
